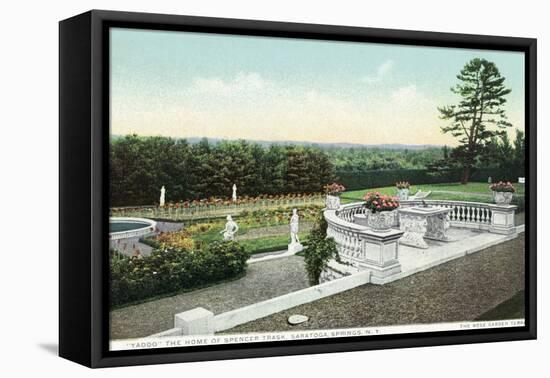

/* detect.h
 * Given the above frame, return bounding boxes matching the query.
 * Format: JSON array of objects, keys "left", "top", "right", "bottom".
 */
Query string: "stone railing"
[
  {"left": 336, "top": 202, "right": 367, "bottom": 223},
  {"left": 324, "top": 209, "right": 403, "bottom": 283},
  {"left": 333, "top": 199, "right": 517, "bottom": 238},
  {"left": 400, "top": 199, "right": 494, "bottom": 230}
]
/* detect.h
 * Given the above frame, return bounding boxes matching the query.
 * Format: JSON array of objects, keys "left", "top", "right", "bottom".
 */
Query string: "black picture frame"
[{"left": 59, "top": 9, "right": 537, "bottom": 368}]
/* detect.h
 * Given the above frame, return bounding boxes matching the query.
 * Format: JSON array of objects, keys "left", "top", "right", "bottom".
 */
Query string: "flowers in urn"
[
  {"left": 324, "top": 183, "right": 346, "bottom": 210},
  {"left": 364, "top": 192, "right": 400, "bottom": 213},
  {"left": 489, "top": 181, "right": 515, "bottom": 205},
  {"left": 363, "top": 192, "right": 400, "bottom": 232},
  {"left": 395, "top": 181, "right": 411, "bottom": 200},
  {"left": 323, "top": 183, "right": 346, "bottom": 196}
]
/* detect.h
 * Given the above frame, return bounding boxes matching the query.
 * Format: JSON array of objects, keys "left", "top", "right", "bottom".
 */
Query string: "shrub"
[
  {"left": 110, "top": 241, "right": 249, "bottom": 307},
  {"left": 512, "top": 195, "right": 525, "bottom": 212},
  {"left": 337, "top": 167, "right": 524, "bottom": 191},
  {"left": 303, "top": 211, "right": 339, "bottom": 285}
]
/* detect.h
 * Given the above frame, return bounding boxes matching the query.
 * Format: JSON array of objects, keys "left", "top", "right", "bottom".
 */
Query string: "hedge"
[
  {"left": 336, "top": 167, "right": 524, "bottom": 191},
  {"left": 110, "top": 241, "right": 249, "bottom": 307}
]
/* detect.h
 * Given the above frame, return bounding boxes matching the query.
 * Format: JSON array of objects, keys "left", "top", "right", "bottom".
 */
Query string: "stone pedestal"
[
  {"left": 359, "top": 228, "right": 403, "bottom": 284},
  {"left": 325, "top": 195, "right": 341, "bottom": 210},
  {"left": 399, "top": 207, "right": 452, "bottom": 249},
  {"left": 288, "top": 242, "right": 303, "bottom": 254},
  {"left": 397, "top": 188, "right": 410, "bottom": 201},
  {"left": 175, "top": 307, "right": 214, "bottom": 335},
  {"left": 489, "top": 204, "right": 517, "bottom": 235}
]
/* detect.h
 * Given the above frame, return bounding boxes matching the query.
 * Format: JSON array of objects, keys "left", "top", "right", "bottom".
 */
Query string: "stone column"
[
  {"left": 489, "top": 204, "right": 517, "bottom": 235},
  {"left": 359, "top": 228, "right": 403, "bottom": 284}
]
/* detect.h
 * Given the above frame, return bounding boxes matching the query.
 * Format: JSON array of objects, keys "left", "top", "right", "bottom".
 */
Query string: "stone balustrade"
[
  {"left": 324, "top": 209, "right": 403, "bottom": 283},
  {"left": 324, "top": 199, "right": 517, "bottom": 283},
  {"left": 335, "top": 199, "right": 517, "bottom": 233},
  {"left": 400, "top": 199, "right": 494, "bottom": 230}
]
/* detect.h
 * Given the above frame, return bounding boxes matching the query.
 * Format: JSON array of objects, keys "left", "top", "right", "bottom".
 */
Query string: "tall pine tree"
[{"left": 438, "top": 58, "right": 512, "bottom": 184}]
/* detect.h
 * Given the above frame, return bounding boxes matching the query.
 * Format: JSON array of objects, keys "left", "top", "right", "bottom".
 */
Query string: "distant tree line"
[
  {"left": 427, "top": 130, "right": 525, "bottom": 180},
  {"left": 328, "top": 147, "right": 444, "bottom": 171},
  {"left": 110, "top": 132, "right": 525, "bottom": 206},
  {"left": 110, "top": 136, "right": 334, "bottom": 206}
]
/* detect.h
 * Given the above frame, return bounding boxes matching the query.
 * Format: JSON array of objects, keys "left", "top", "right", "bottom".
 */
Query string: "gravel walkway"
[
  {"left": 228, "top": 233, "right": 525, "bottom": 333},
  {"left": 110, "top": 255, "right": 308, "bottom": 339}
]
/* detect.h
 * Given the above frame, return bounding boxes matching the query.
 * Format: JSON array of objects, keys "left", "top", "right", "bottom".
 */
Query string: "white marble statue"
[
  {"left": 288, "top": 208, "right": 303, "bottom": 253},
  {"left": 232, "top": 184, "right": 237, "bottom": 202},
  {"left": 220, "top": 215, "right": 239, "bottom": 241},
  {"left": 159, "top": 186, "right": 166, "bottom": 207},
  {"left": 290, "top": 208, "right": 300, "bottom": 244}
]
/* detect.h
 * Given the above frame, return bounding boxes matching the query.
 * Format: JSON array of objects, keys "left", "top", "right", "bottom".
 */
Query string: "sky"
[{"left": 110, "top": 27, "right": 525, "bottom": 146}]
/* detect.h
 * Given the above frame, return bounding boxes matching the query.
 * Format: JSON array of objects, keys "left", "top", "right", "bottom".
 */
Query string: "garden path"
[{"left": 110, "top": 255, "right": 308, "bottom": 339}]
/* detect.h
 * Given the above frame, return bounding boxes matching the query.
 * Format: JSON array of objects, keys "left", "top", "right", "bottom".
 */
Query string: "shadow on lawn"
[{"left": 475, "top": 290, "right": 525, "bottom": 321}]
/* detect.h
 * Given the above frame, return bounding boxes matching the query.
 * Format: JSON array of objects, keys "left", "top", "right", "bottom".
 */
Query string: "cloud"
[
  {"left": 113, "top": 70, "right": 461, "bottom": 145},
  {"left": 361, "top": 59, "right": 394, "bottom": 84},
  {"left": 390, "top": 84, "right": 419, "bottom": 104},
  {"left": 190, "top": 72, "right": 270, "bottom": 96}
]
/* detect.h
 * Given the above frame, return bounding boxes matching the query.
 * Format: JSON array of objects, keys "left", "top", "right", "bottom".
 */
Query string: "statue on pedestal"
[
  {"left": 159, "top": 186, "right": 166, "bottom": 207},
  {"left": 220, "top": 215, "right": 239, "bottom": 241},
  {"left": 232, "top": 184, "right": 237, "bottom": 202},
  {"left": 288, "top": 208, "right": 303, "bottom": 254}
]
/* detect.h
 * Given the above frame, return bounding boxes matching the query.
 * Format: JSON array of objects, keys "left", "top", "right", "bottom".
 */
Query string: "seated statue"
[{"left": 220, "top": 215, "right": 239, "bottom": 241}]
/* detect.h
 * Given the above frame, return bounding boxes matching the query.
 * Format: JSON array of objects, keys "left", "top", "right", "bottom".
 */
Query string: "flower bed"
[
  {"left": 110, "top": 193, "right": 325, "bottom": 221},
  {"left": 143, "top": 206, "right": 320, "bottom": 255}
]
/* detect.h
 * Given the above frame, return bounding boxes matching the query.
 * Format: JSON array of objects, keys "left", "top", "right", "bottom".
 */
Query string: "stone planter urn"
[
  {"left": 367, "top": 210, "right": 395, "bottom": 232},
  {"left": 325, "top": 194, "right": 341, "bottom": 210},
  {"left": 397, "top": 188, "right": 410, "bottom": 201},
  {"left": 493, "top": 191, "right": 513, "bottom": 205}
]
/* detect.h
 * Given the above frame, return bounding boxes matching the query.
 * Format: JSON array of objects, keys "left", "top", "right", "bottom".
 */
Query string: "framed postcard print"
[{"left": 59, "top": 10, "right": 536, "bottom": 368}]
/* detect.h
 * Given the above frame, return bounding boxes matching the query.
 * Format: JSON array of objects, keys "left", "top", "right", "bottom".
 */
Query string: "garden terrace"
[
  {"left": 128, "top": 198, "right": 524, "bottom": 340},
  {"left": 325, "top": 199, "right": 521, "bottom": 284}
]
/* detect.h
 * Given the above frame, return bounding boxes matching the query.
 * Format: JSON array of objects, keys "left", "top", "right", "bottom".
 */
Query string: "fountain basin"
[{"left": 109, "top": 217, "right": 157, "bottom": 240}]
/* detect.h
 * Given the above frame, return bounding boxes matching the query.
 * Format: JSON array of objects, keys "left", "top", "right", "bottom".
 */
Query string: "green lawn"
[
  {"left": 341, "top": 182, "right": 525, "bottom": 204},
  {"left": 238, "top": 233, "right": 309, "bottom": 255},
  {"left": 190, "top": 222, "right": 309, "bottom": 255}
]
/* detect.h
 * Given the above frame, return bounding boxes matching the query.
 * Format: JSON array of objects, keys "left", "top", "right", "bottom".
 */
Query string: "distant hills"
[{"left": 111, "top": 135, "right": 442, "bottom": 150}]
